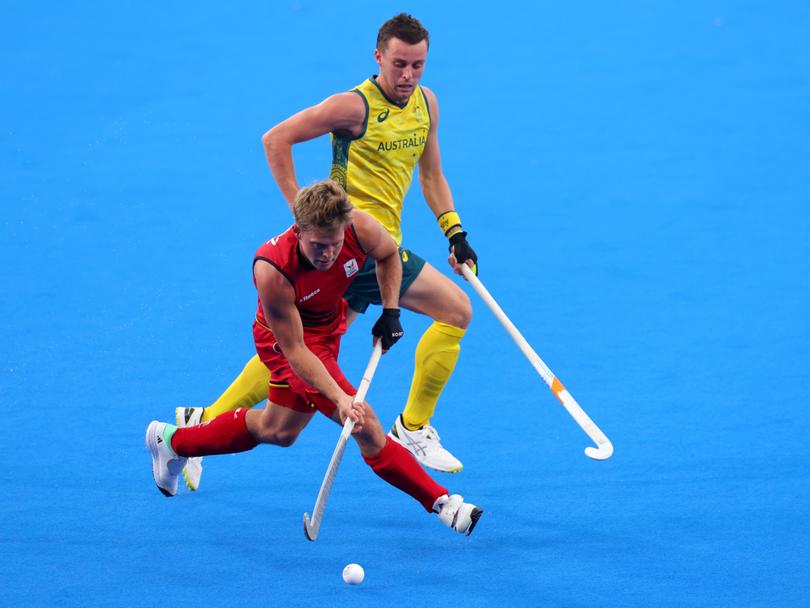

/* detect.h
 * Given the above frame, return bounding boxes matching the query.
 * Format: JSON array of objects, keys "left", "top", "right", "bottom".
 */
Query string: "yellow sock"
[
  {"left": 402, "top": 321, "right": 466, "bottom": 430},
  {"left": 202, "top": 355, "right": 270, "bottom": 422}
]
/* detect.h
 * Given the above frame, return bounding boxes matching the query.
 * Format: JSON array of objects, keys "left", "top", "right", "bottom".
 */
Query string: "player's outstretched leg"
[
  {"left": 145, "top": 421, "right": 187, "bottom": 497},
  {"left": 148, "top": 406, "right": 312, "bottom": 496},
  {"left": 352, "top": 404, "right": 483, "bottom": 536},
  {"left": 175, "top": 355, "right": 270, "bottom": 491}
]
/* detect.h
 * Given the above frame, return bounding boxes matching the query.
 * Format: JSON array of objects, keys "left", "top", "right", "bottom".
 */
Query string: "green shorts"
[{"left": 344, "top": 247, "right": 426, "bottom": 313}]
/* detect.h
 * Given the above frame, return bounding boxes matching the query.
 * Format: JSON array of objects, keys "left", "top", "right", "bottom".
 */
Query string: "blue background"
[{"left": 2, "top": 1, "right": 809, "bottom": 606}]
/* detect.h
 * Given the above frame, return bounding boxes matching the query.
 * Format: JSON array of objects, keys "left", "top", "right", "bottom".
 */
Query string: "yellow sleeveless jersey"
[{"left": 329, "top": 77, "right": 431, "bottom": 245}]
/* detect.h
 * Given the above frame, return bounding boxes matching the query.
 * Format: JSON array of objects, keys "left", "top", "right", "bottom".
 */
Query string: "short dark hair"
[{"left": 376, "top": 13, "right": 429, "bottom": 52}]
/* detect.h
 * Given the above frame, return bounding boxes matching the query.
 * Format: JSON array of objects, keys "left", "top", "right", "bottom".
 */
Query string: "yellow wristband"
[{"left": 437, "top": 210, "right": 462, "bottom": 236}]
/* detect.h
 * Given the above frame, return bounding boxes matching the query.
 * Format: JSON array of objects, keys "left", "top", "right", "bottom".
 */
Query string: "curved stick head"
[
  {"left": 584, "top": 441, "right": 614, "bottom": 461},
  {"left": 303, "top": 512, "right": 318, "bottom": 541}
]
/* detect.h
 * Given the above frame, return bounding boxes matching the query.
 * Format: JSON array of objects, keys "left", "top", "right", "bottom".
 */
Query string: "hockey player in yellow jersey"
[{"left": 175, "top": 13, "right": 478, "bottom": 490}]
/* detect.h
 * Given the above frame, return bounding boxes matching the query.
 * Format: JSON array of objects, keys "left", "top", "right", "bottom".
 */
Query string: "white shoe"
[
  {"left": 433, "top": 494, "right": 483, "bottom": 536},
  {"left": 175, "top": 407, "right": 204, "bottom": 491},
  {"left": 145, "top": 421, "right": 187, "bottom": 497},
  {"left": 388, "top": 415, "right": 463, "bottom": 473}
]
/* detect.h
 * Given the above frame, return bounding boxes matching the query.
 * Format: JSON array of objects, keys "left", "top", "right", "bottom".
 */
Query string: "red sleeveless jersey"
[{"left": 253, "top": 224, "right": 367, "bottom": 342}]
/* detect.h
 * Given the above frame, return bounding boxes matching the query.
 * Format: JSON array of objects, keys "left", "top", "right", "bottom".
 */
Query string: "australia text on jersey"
[{"left": 376, "top": 135, "right": 427, "bottom": 152}]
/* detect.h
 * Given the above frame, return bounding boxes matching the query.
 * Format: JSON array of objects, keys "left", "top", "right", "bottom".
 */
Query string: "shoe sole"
[
  {"left": 145, "top": 421, "right": 175, "bottom": 497},
  {"left": 387, "top": 431, "right": 463, "bottom": 474},
  {"left": 182, "top": 467, "right": 199, "bottom": 492},
  {"left": 175, "top": 408, "right": 202, "bottom": 492},
  {"left": 465, "top": 507, "right": 483, "bottom": 536}
]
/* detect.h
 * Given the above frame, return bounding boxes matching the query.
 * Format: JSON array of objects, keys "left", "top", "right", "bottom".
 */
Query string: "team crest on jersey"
[{"left": 343, "top": 258, "right": 359, "bottom": 278}]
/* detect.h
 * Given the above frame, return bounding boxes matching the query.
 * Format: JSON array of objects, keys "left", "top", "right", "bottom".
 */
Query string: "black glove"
[
  {"left": 448, "top": 231, "right": 478, "bottom": 275},
  {"left": 372, "top": 308, "right": 404, "bottom": 350}
]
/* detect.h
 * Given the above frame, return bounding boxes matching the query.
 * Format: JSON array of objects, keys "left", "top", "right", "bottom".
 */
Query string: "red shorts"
[{"left": 254, "top": 323, "right": 355, "bottom": 418}]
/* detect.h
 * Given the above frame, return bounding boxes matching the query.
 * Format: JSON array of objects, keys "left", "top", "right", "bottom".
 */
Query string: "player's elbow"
[
  {"left": 262, "top": 125, "right": 288, "bottom": 150},
  {"left": 262, "top": 127, "right": 293, "bottom": 164},
  {"left": 261, "top": 128, "right": 275, "bottom": 149},
  {"left": 417, "top": 169, "right": 435, "bottom": 189},
  {"left": 418, "top": 161, "right": 445, "bottom": 182}
]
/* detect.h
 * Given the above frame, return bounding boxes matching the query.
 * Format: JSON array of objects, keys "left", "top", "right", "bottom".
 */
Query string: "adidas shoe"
[
  {"left": 145, "top": 421, "right": 187, "bottom": 497},
  {"left": 388, "top": 415, "right": 463, "bottom": 473},
  {"left": 433, "top": 494, "right": 483, "bottom": 536},
  {"left": 176, "top": 407, "right": 204, "bottom": 491}
]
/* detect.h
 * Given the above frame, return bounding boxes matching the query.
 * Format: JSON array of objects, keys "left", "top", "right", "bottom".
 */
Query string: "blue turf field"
[{"left": 3, "top": 2, "right": 810, "bottom": 606}]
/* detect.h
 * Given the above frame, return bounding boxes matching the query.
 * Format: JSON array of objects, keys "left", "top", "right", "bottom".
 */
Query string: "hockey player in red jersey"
[{"left": 146, "top": 180, "right": 482, "bottom": 536}]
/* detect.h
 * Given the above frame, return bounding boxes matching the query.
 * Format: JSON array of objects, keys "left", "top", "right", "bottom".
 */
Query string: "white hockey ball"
[{"left": 342, "top": 563, "right": 365, "bottom": 585}]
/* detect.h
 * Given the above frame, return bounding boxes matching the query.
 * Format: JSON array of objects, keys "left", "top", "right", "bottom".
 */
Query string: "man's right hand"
[{"left": 337, "top": 394, "right": 366, "bottom": 433}]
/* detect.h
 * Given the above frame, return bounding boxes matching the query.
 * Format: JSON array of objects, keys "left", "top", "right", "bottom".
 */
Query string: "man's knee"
[
  {"left": 442, "top": 289, "right": 472, "bottom": 328},
  {"left": 362, "top": 405, "right": 381, "bottom": 429},
  {"left": 455, "top": 292, "right": 473, "bottom": 327},
  {"left": 355, "top": 407, "right": 387, "bottom": 453}
]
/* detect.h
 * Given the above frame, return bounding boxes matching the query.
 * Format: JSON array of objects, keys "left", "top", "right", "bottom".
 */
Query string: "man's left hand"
[{"left": 372, "top": 308, "right": 404, "bottom": 351}]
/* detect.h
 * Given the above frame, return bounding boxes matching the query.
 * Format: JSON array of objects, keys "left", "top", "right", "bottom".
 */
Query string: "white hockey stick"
[
  {"left": 461, "top": 265, "right": 613, "bottom": 460},
  {"left": 303, "top": 341, "right": 384, "bottom": 541}
]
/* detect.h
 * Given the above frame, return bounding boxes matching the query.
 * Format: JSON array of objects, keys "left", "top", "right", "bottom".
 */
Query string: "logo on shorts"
[{"left": 343, "top": 258, "right": 359, "bottom": 278}]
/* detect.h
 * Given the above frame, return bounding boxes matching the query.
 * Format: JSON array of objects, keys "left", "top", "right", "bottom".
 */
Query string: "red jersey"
[{"left": 253, "top": 224, "right": 367, "bottom": 343}]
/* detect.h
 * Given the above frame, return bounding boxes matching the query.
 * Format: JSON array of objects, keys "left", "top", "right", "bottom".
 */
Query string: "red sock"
[
  {"left": 363, "top": 437, "right": 448, "bottom": 512},
  {"left": 171, "top": 408, "right": 258, "bottom": 457}
]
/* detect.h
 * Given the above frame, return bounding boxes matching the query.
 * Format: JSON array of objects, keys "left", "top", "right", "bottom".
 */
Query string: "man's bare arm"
[
  {"left": 352, "top": 211, "right": 405, "bottom": 351},
  {"left": 417, "top": 86, "right": 478, "bottom": 274},
  {"left": 261, "top": 93, "right": 366, "bottom": 211},
  {"left": 353, "top": 210, "right": 402, "bottom": 310},
  {"left": 417, "top": 86, "right": 459, "bottom": 232}
]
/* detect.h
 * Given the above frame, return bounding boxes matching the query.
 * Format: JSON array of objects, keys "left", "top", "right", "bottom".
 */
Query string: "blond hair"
[{"left": 293, "top": 180, "right": 354, "bottom": 233}]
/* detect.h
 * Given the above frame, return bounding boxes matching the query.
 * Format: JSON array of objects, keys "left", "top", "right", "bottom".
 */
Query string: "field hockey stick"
[
  {"left": 460, "top": 265, "right": 613, "bottom": 460},
  {"left": 303, "top": 340, "right": 384, "bottom": 541}
]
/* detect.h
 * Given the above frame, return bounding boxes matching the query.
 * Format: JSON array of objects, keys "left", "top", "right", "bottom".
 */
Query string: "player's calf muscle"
[{"left": 246, "top": 408, "right": 303, "bottom": 447}]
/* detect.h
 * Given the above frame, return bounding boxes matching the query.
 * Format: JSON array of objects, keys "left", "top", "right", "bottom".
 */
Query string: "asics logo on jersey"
[
  {"left": 377, "top": 109, "right": 390, "bottom": 122},
  {"left": 343, "top": 258, "right": 359, "bottom": 278}
]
